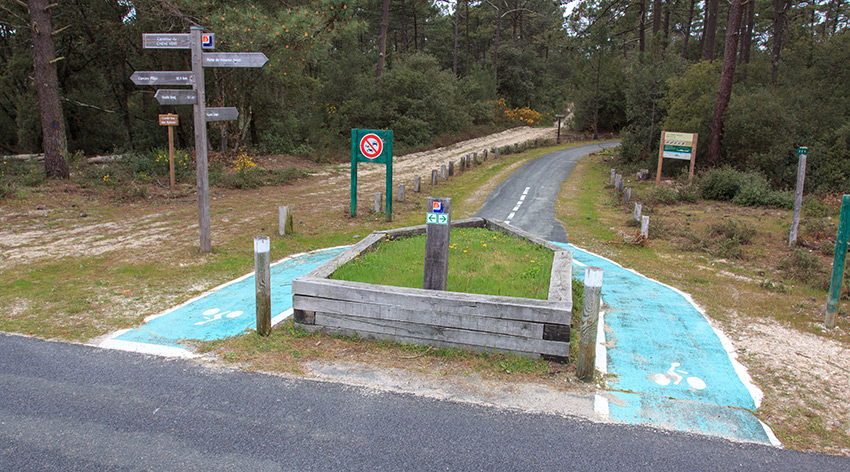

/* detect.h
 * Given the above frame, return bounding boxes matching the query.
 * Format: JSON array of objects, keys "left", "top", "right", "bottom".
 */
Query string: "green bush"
[
  {"left": 698, "top": 166, "right": 792, "bottom": 208},
  {"left": 648, "top": 186, "right": 680, "bottom": 205},
  {"left": 708, "top": 219, "right": 756, "bottom": 245}
]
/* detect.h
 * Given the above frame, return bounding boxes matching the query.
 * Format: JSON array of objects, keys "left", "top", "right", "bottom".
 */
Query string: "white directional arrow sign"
[
  {"left": 203, "top": 52, "right": 269, "bottom": 68},
  {"left": 143, "top": 33, "right": 215, "bottom": 50},
  {"left": 154, "top": 89, "right": 197, "bottom": 105},
  {"left": 205, "top": 107, "right": 239, "bottom": 122},
  {"left": 130, "top": 71, "right": 195, "bottom": 86}
]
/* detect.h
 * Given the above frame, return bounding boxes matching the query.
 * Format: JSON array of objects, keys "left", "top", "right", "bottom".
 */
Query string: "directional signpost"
[
  {"left": 133, "top": 26, "right": 268, "bottom": 253},
  {"left": 350, "top": 129, "right": 393, "bottom": 221}
]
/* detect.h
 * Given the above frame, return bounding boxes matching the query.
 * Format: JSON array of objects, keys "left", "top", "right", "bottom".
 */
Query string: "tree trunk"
[
  {"left": 28, "top": 0, "right": 69, "bottom": 179},
  {"left": 703, "top": 0, "right": 719, "bottom": 61},
  {"left": 707, "top": 0, "right": 745, "bottom": 167},
  {"left": 741, "top": 0, "right": 755, "bottom": 65},
  {"left": 682, "top": 0, "right": 696, "bottom": 58},
  {"left": 653, "top": 0, "right": 662, "bottom": 35},
  {"left": 638, "top": 0, "right": 646, "bottom": 53},
  {"left": 376, "top": 0, "right": 390, "bottom": 80},
  {"left": 400, "top": 0, "right": 409, "bottom": 54},
  {"left": 771, "top": 0, "right": 792, "bottom": 86},
  {"left": 493, "top": 4, "right": 501, "bottom": 82},
  {"left": 453, "top": 0, "right": 461, "bottom": 76}
]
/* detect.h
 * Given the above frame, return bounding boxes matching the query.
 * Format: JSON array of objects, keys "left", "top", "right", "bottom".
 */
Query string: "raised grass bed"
[{"left": 292, "top": 218, "right": 573, "bottom": 360}]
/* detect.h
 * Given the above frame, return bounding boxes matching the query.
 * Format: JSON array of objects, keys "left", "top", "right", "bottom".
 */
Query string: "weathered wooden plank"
[
  {"left": 305, "top": 232, "right": 384, "bottom": 279},
  {"left": 483, "top": 219, "right": 565, "bottom": 254},
  {"left": 547, "top": 250, "right": 573, "bottom": 304},
  {"left": 311, "top": 312, "right": 569, "bottom": 357},
  {"left": 293, "top": 277, "right": 571, "bottom": 324},
  {"left": 293, "top": 295, "right": 543, "bottom": 338},
  {"left": 297, "top": 323, "right": 541, "bottom": 359}
]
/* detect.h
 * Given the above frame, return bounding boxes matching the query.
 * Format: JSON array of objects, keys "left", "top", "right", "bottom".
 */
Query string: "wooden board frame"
[
  {"left": 656, "top": 131, "right": 698, "bottom": 185},
  {"left": 292, "top": 218, "right": 573, "bottom": 360}
]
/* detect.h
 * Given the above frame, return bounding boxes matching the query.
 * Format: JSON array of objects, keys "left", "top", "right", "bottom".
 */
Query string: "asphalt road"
[
  {"left": 476, "top": 142, "right": 621, "bottom": 242},
  {"left": 2, "top": 333, "right": 847, "bottom": 471}
]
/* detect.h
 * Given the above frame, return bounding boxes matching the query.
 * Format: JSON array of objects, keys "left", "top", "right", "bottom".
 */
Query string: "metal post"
[{"left": 826, "top": 195, "right": 850, "bottom": 329}]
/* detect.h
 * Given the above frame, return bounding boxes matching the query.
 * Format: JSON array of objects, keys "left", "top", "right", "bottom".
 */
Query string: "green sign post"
[
  {"left": 826, "top": 194, "right": 850, "bottom": 329},
  {"left": 351, "top": 129, "right": 393, "bottom": 221}
]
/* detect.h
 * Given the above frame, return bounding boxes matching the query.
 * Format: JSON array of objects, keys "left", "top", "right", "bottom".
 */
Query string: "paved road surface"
[
  {"left": 476, "top": 142, "right": 621, "bottom": 241},
  {"left": 2, "top": 333, "right": 847, "bottom": 471}
]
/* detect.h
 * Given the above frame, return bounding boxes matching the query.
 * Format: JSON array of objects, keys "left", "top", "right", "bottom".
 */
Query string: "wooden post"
[
  {"left": 466, "top": 155, "right": 472, "bottom": 168},
  {"left": 624, "top": 188, "right": 631, "bottom": 204},
  {"left": 414, "top": 176, "right": 421, "bottom": 192},
  {"left": 483, "top": 149, "right": 488, "bottom": 161},
  {"left": 473, "top": 152, "right": 480, "bottom": 165},
  {"left": 634, "top": 203, "right": 642, "bottom": 222},
  {"left": 374, "top": 192, "right": 382, "bottom": 213},
  {"left": 278, "top": 205, "right": 293, "bottom": 235},
  {"left": 254, "top": 236, "right": 271, "bottom": 336},
  {"left": 398, "top": 184, "right": 405, "bottom": 202},
  {"left": 615, "top": 174, "right": 623, "bottom": 192},
  {"left": 495, "top": 148, "right": 500, "bottom": 159},
  {"left": 459, "top": 157, "right": 466, "bottom": 171},
  {"left": 159, "top": 114, "right": 178, "bottom": 190},
  {"left": 826, "top": 195, "right": 850, "bottom": 329},
  {"left": 789, "top": 147, "right": 808, "bottom": 247},
  {"left": 431, "top": 170, "right": 438, "bottom": 186},
  {"left": 610, "top": 169, "right": 616, "bottom": 184},
  {"left": 576, "top": 267, "right": 603, "bottom": 381},
  {"left": 448, "top": 161, "right": 454, "bottom": 177},
  {"left": 191, "top": 27, "right": 211, "bottom": 253},
  {"left": 440, "top": 165, "right": 447, "bottom": 181},
  {"left": 423, "top": 197, "right": 452, "bottom": 291},
  {"left": 641, "top": 216, "right": 650, "bottom": 238}
]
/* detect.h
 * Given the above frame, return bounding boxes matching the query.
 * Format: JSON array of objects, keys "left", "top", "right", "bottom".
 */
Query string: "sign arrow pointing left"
[
  {"left": 131, "top": 71, "right": 195, "bottom": 86},
  {"left": 154, "top": 89, "right": 197, "bottom": 105}
]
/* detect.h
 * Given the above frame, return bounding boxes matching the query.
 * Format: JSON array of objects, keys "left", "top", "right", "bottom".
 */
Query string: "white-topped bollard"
[{"left": 254, "top": 236, "right": 271, "bottom": 336}]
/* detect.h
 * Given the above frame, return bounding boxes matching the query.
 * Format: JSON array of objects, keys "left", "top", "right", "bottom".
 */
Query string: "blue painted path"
[
  {"left": 100, "top": 241, "right": 776, "bottom": 445},
  {"left": 101, "top": 247, "right": 347, "bottom": 355},
  {"left": 557, "top": 242, "right": 776, "bottom": 445}
]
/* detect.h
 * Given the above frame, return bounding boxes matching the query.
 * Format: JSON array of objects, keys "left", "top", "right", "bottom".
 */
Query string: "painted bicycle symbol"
[
  {"left": 653, "top": 362, "right": 707, "bottom": 390},
  {"left": 194, "top": 307, "right": 244, "bottom": 326}
]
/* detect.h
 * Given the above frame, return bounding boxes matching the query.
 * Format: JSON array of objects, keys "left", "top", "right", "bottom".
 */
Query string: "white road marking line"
[{"left": 506, "top": 187, "right": 532, "bottom": 225}]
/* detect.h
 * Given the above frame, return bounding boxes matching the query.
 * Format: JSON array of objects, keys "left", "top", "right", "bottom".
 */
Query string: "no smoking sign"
[{"left": 359, "top": 133, "right": 383, "bottom": 160}]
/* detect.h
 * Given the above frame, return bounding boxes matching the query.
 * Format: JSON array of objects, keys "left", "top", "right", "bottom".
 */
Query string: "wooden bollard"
[
  {"left": 374, "top": 192, "right": 382, "bottom": 213},
  {"left": 254, "top": 236, "right": 271, "bottom": 337},
  {"left": 610, "top": 169, "right": 616, "bottom": 184},
  {"left": 431, "top": 170, "right": 438, "bottom": 186},
  {"left": 414, "top": 176, "right": 421, "bottom": 192},
  {"left": 466, "top": 155, "right": 472, "bottom": 168},
  {"left": 576, "top": 267, "right": 603, "bottom": 381},
  {"left": 616, "top": 175, "right": 624, "bottom": 192},
  {"left": 483, "top": 149, "right": 488, "bottom": 161},
  {"left": 459, "top": 158, "right": 466, "bottom": 171},
  {"left": 448, "top": 161, "right": 454, "bottom": 177},
  {"left": 398, "top": 184, "right": 405, "bottom": 202},
  {"left": 495, "top": 148, "right": 500, "bottom": 159},
  {"left": 424, "top": 197, "right": 452, "bottom": 291},
  {"left": 641, "top": 216, "right": 650, "bottom": 238},
  {"left": 440, "top": 165, "right": 447, "bottom": 181},
  {"left": 624, "top": 188, "right": 631, "bottom": 204},
  {"left": 634, "top": 203, "right": 642, "bottom": 222},
  {"left": 473, "top": 152, "right": 479, "bottom": 165},
  {"left": 278, "top": 205, "right": 293, "bottom": 236}
]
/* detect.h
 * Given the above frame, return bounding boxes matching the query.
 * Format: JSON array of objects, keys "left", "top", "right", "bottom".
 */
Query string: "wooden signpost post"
[
  {"left": 158, "top": 114, "right": 178, "bottom": 189},
  {"left": 423, "top": 197, "right": 452, "bottom": 291},
  {"left": 656, "top": 131, "right": 698, "bottom": 185},
  {"left": 133, "top": 26, "right": 268, "bottom": 253}
]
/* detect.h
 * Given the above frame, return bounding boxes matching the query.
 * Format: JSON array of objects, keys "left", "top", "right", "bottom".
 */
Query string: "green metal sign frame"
[{"left": 351, "top": 129, "right": 393, "bottom": 221}]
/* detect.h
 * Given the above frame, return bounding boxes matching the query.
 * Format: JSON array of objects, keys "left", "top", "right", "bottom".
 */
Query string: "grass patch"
[{"left": 330, "top": 227, "right": 554, "bottom": 299}]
